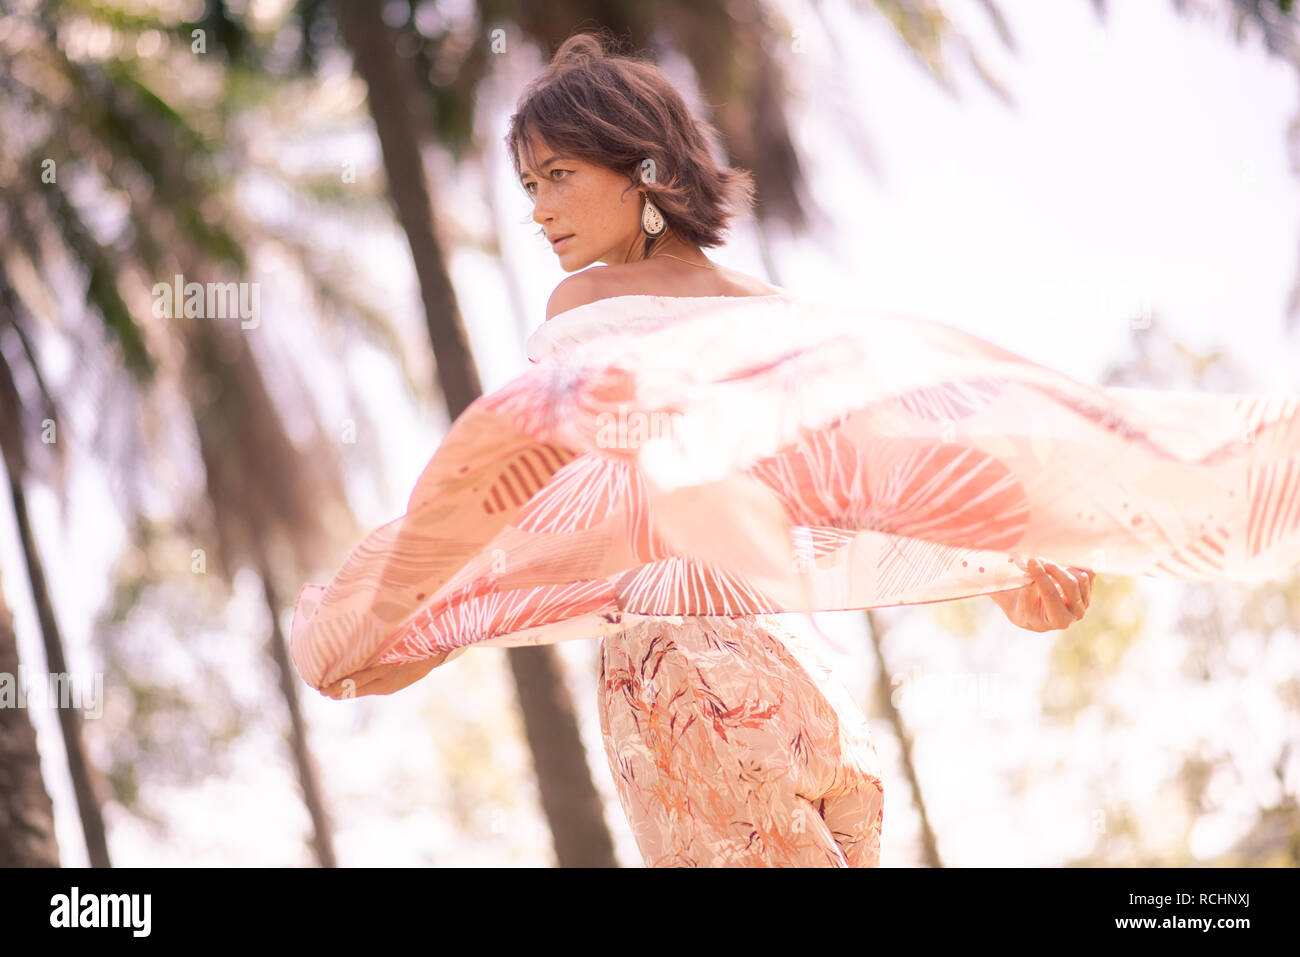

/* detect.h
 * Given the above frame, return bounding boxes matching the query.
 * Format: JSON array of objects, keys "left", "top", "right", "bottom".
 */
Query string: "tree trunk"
[
  {"left": 865, "top": 609, "right": 943, "bottom": 867},
  {"left": 0, "top": 337, "right": 110, "bottom": 867},
  {"left": 258, "top": 551, "right": 337, "bottom": 867},
  {"left": 339, "top": 0, "right": 616, "bottom": 866},
  {"left": 2, "top": 462, "right": 111, "bottom": 867},
  {"left": 0, "top": 561, "right": 61, "bottom": 866},
  {"left": 339, "top": 0, "right": 480, "bottom": 420}
]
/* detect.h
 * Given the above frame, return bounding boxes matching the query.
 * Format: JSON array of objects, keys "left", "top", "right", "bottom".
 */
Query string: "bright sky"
[{"left": 3, "top": 0, "right": 1298, "bottom": 866}]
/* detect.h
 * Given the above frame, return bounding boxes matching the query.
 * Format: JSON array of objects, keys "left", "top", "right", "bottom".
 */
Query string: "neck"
[{"left": 615, "top": 231, "right": 707, "bottom": 266}]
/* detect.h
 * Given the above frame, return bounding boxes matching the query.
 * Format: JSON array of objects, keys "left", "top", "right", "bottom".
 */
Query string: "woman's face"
[{"left": 518, "top": 133, "right": 642, "bottom": 270}]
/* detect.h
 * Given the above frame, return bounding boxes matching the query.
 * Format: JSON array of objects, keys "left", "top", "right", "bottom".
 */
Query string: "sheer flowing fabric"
[{"left": 290, "top": 294, "right": 1300, "bottom": 691}]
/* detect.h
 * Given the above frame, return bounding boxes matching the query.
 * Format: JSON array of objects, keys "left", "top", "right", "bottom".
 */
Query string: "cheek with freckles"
[{"left": 557, "top": 183, "right": 639, "bottom": 265}]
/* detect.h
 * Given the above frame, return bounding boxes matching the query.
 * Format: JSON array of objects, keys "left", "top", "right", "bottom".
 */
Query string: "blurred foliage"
[
  {"left": 0, "top": 0, "right": 381, "bottom": 847},
  {"left": 925, "top": 295, "right": 1300, "bottom": 865},
  {"left": 1041, "top": 575, "right": 1147, "bottom": 720},
  {"left": 1060, "top": 316, "right": 1300, "bottom": 864},
  {"left": 928, "top": 593, "right": 983, "bottom": 637},
  {"left": 95, "top": 516, "right": 257, "bottom": 829}
]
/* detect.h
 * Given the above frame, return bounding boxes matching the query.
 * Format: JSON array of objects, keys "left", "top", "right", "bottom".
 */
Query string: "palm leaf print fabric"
[{"left": 290, "top": 294, "right": 1300, "bottom": 692}]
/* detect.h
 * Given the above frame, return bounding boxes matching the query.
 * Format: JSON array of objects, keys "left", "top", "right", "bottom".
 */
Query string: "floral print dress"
[{"left": 596, "top": 612, "right": 883, "bottom": 867}]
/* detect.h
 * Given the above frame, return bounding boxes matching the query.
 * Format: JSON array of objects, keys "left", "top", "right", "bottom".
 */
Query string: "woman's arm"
[{"left": 319, "top": 653, "right": 447, "bottom": 699}]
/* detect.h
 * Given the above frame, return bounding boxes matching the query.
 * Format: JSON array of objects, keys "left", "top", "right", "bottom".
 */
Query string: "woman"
[
  {"left": 506, "top": 32, "right": 1093, "bottom": 639},
  {"left": 310, "top": 33, "right": 1098, "bottom": 867}
]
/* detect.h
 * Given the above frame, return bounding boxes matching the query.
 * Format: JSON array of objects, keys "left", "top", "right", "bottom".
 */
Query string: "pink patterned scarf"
[{"left": 290, "top": 294, "right": 1300, "bottom": 690}]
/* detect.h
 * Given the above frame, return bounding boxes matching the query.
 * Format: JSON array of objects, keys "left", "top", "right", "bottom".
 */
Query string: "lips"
[{"left": 550, "top": 234, "right": 574, "bottom": 251}]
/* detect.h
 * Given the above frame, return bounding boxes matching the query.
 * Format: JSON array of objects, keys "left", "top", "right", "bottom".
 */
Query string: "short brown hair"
[{"left": 506, "top": 31, "right": 756, "bottom": 252}]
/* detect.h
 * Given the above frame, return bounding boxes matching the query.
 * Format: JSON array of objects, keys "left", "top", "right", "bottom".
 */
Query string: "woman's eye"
[{"left": 524, "top": 170, "right": 569, "bottom": 195}]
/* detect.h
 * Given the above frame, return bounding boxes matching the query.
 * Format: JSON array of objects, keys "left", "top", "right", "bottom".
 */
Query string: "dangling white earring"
[{"left": 641, "top": 194, "right": 667, "bottom": 238}]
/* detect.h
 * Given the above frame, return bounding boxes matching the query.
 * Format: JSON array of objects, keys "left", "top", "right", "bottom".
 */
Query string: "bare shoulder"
[
  {"left": 544, "top": 263, "right": 785, "bottom": 321},
  {"left": 545, "top": 268, "right": 609, "bottom": 321},
  {"left": 717, "top": 266, "right": 785, "bottom": 297}
]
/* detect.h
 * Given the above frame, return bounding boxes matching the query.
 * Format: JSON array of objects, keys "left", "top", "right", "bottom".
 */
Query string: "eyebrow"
[{"left": 520, "top": 155, "right": 566, "bottom": 182}]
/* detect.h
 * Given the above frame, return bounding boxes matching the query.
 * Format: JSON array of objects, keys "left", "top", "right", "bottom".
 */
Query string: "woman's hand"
[
  {"left": 319, "top": 655, "right": 442, "bottom": 699},
  {"left": 990, "top": 558, "right": 1095, "bottom": 632}
]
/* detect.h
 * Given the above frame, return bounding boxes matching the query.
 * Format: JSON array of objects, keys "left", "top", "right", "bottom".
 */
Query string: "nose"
[{"left": 531, "top": 186, "right": 554, "bottom": 228}]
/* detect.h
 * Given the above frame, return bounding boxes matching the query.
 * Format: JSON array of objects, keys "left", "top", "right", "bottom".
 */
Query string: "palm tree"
[
  {"left": 0, "top": 475, "right": 61, "bottom": 867},
  {"left": 0, "top": 0, "right": 370, "bottom": 866},
  {"left": 0, "top": 261, "right": 111, "bottom": 865}
]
